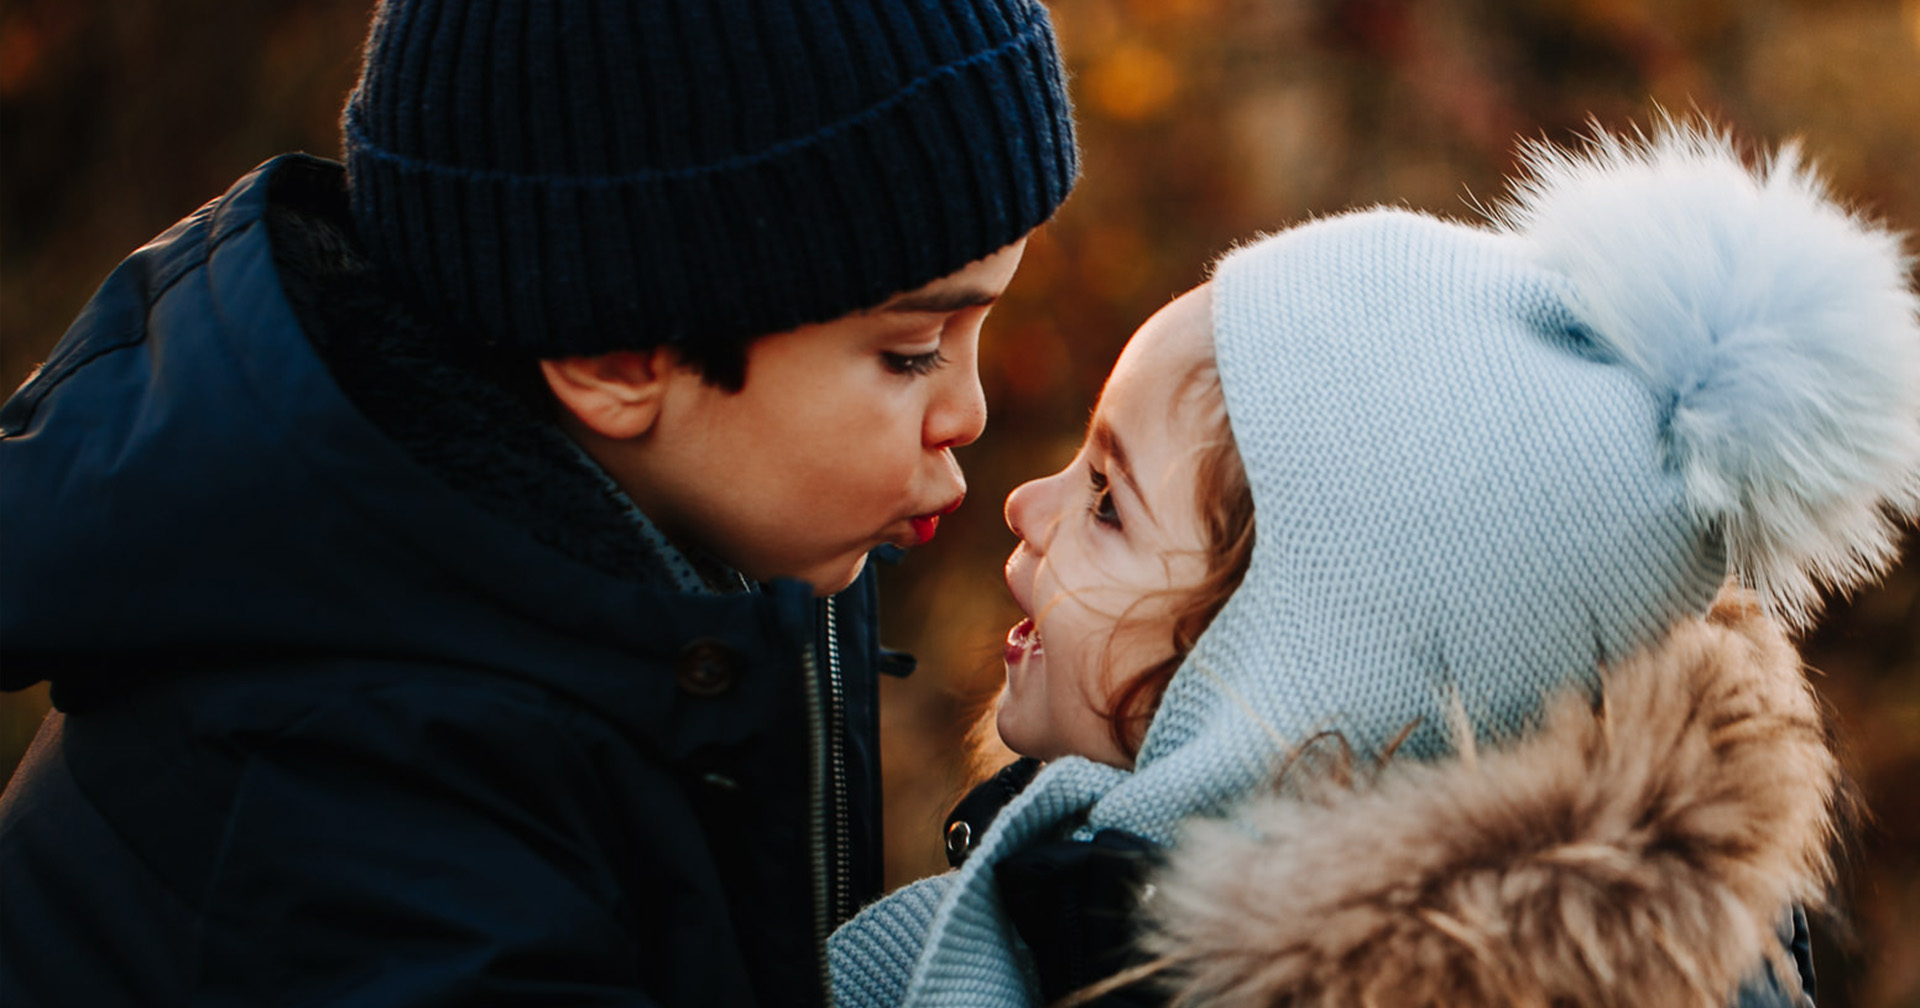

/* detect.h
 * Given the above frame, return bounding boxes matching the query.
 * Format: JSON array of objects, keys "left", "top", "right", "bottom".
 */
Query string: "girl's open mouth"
[{"left": 1004, "top": 617, "right": 1043, "bottom": 666}]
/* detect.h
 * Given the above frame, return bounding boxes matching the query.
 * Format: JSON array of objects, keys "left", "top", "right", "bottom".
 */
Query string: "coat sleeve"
[
  {"left": 13, "top": 674, "right": 758, "bottom": 1007},
  {"left": 932, "top": 760, "right": 1161, "bottom": 1007},
  {"left": 183, "top": 680, "right": 741, "bottom": 1006},
  {"left": 993, "top": 830, "right": 1162, "bottom": 1008}
]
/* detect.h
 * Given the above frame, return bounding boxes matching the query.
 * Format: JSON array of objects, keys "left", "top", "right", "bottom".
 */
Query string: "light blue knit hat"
[
  {"left": 830, "top": 121, "right": 1920, "bottom": 1008},
  {"left": 1162, "top": 121, "right": 1920, "bottom": 774}
]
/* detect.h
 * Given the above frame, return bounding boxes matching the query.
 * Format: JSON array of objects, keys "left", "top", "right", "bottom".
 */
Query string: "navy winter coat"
[{"left": 0, "top": 155, "right": 888, "bottom": 1007}]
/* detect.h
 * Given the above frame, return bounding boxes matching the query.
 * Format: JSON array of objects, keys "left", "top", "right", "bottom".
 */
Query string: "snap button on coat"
[
  {"left": 945, "top": 820, "right": 973, "bottom": 858},
  {"left": 674, "top": 638, "right": 741, "bottom": 696}
]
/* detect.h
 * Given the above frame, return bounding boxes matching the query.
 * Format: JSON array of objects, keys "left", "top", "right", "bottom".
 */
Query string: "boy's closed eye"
[
  {"left": 870, "top": 299, "right": 992, "bottom": 380},
  {"left": 869, "top": 281, "right": 1001, "bottom": 379},
  {"left": 883, "top": 349, "right": 951, "bottom": 376}
]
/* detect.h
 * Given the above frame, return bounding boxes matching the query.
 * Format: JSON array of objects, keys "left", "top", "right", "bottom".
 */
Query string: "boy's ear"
[{"left": 539, "top": 348, "right": 681, "bottom": 440}]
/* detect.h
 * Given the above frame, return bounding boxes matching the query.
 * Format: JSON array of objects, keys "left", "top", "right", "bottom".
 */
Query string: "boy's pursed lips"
[{"left": 904, "top": 495, "right": 965, "bottom": 546}]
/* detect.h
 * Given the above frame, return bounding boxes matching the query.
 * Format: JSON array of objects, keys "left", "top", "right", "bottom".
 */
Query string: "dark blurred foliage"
[{"left": 2, "top": 1, "right": 1916, "bottom": 1003}]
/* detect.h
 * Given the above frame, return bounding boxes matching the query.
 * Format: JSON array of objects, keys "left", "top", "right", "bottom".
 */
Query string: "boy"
[{"left": 0, "top": 1, "right": 1077, "bottom": 1005}]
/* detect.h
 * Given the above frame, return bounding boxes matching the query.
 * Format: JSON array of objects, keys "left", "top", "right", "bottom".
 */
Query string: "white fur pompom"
[{"left": 1494, "top": 119, "right": 1920, "bottom": 626}]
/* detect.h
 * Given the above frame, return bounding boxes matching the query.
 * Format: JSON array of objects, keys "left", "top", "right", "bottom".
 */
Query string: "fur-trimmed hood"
[{"left": 1142, "top": 589, "right": 1838, "bottom": 1007}]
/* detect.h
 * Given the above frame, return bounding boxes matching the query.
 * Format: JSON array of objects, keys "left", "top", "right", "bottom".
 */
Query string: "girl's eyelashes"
[
  {"left": 881, "top": 349, "right": 950, "bottom": 377},
  {"left": 1088, "top": 466, "right": 1122, "bottom": 529}
]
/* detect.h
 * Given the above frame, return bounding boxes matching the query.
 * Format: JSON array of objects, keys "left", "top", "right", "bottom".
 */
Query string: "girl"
[{"left": 832, "top": 120, "right": 1920, "bottom": 1007}]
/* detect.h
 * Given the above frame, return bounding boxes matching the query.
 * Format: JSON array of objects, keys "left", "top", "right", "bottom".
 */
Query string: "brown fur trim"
[{"left": 1142, "top": 588, "right": 1838, "bottom": 1007}]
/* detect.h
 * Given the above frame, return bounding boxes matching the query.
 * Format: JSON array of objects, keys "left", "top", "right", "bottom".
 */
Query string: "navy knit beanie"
[
  {"left": 343, "top": 0, "right": 1082, "bottom": 360},
  {"left": 341, "top": 0, "right": 1078, "bottom": 362}
]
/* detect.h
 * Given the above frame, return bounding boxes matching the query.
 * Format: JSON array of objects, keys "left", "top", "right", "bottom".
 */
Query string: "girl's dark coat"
[{"left": 0, "top": 155, "right": 890, "bottom": 1007}]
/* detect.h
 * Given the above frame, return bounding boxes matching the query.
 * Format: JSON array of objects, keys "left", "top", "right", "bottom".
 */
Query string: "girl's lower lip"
[{"left": 1004, "top": 617, "right": 1040, "bottom": 666}]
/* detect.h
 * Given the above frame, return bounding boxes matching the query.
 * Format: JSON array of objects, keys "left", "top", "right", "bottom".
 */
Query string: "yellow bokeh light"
[
  {"left": 1128, "top": 0, "right": 1219, "bottom": 26},
  {"left": 1087, "top": 42, "right": 1181, "bottom": 122}
]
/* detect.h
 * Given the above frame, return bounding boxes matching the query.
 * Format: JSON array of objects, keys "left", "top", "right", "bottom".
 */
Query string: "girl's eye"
[
  {"left": 882, "top": 350, "right": 950, "bottom": 377},
  {"left": 1088, "top": 467, "right": 1122, "bottom": 529}
]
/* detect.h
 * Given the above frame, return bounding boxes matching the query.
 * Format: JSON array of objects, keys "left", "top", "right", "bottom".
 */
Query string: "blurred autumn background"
[{"left": 3, "top": 0, "right": 1918, "bottom": 1002}]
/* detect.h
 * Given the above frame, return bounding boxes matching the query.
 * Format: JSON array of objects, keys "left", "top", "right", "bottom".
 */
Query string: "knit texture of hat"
[
  {"left": 828, "top": 120, "right": 1920, "bottom": 1008},
  {"left": 342, "top": 0, "right": 1077, "bottom": 357},
  {"left": 1165, "top": 123, "right": 1920, "bottom": 774}
]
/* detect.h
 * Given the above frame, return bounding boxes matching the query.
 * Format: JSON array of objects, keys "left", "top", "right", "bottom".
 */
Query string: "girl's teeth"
[{"left": 1005, "top": 618, "right": 1042, "bottom": 665}]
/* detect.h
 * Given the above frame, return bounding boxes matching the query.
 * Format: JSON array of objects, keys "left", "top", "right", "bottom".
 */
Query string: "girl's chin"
[
  {"left": 992, "top": 702, "right": 1040, "bottom": 762},
  {"left": 1001, "top": 652, "right": 1045, "bottom": 699}
]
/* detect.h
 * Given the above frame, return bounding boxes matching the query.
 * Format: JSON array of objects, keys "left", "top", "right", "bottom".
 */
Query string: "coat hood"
[{"left": 1141, "top": 588, "right": 1838, "bottom": 1007}]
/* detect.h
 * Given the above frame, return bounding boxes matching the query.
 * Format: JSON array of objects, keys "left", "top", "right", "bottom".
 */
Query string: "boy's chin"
[{"left": 801, "top": 553, "right": 869, "bottom": 597}]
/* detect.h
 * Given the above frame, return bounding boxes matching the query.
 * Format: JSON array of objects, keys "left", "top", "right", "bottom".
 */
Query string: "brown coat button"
[{"left": 674, "top": 638, "right": 740, "bottom": 696}]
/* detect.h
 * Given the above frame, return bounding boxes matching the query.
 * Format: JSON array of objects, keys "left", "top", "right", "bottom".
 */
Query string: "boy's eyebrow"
[
  {"left": 871, "top": 286, "right": 1001, "bottom": 315},
  {"left": 1091, "top": 419, "right": 1153, "bottom": 523}
]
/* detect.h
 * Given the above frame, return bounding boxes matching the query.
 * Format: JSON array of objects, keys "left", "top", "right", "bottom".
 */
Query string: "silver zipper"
[
  {"left": 805, "top": 595, "right": 851, "bottom": 992},
  {"left": 803, "top": 606, "right": 831, "bottom": 991},
  {"left": 825, "top": 596, "right": 851, "bottom": 925}
]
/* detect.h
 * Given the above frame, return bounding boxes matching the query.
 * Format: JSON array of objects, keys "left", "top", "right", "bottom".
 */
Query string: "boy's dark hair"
[{"left": 342, "top": 0, "right": 1079, "bottom": 376}]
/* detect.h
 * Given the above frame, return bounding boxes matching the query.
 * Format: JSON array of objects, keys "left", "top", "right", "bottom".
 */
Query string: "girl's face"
[{"left": 999, "top": 284, "right": 1219, "bottom": 768}]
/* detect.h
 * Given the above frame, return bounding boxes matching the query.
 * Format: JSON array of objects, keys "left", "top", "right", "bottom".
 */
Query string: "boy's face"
[
  {"left": 997, "top": 285, "right": 1218, "bottom": 768},
  {"left": 601, "top": 239, "right": 1027, "bottom": 595}
]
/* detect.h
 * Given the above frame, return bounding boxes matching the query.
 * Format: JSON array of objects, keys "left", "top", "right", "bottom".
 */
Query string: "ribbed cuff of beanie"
[{"left": 344, "top": 0, "right": 1078, "bottom": 358}]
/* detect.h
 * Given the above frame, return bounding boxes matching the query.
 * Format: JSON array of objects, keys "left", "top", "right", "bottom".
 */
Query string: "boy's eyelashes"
[
  {"left": 1087, "top": 466, "right": 1123, "bottom": 530},
  {"left": 881, "top": 349, "right": 951, "bottom": 377}
]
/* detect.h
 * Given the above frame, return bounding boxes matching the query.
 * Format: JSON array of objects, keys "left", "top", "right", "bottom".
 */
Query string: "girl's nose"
[{"left": 1004, "top": 476, "right": 1050, "bottom": 549}]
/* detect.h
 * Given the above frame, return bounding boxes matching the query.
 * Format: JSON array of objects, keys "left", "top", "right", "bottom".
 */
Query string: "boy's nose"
[{"left": 926, "top": 363, "right": 987, "bottom": 450}]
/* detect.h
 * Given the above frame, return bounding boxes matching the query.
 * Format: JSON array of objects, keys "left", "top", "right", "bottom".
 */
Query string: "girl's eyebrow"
[{"left": 1091, "top": 418, "right": 1154, "bottom": 523}]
